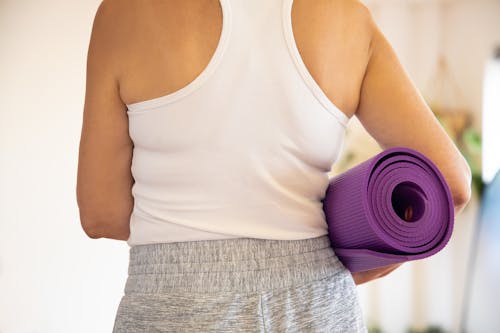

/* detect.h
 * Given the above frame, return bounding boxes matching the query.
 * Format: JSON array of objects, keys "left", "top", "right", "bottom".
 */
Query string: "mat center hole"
[{"left": 391, "top": 182, "right": 426, "bottom": 222}]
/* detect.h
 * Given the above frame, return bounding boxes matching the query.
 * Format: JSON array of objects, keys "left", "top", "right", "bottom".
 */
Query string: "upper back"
[{"left": 105, "top": 0, "right": 372, "bottom": 118}]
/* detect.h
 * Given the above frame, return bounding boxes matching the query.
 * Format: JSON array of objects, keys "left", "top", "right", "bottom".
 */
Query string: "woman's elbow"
[
  {"left": 453, "top": 184, "right": 472, "bottom": 211},
  {"left": 78, "top": 212, "right": 105, "bottom": 239},
  {"left": 83, "top": 225, "right": 104, "bottom": 239},
  {"left": 450, "top": 160, "right": 473, "bottom": 212}
]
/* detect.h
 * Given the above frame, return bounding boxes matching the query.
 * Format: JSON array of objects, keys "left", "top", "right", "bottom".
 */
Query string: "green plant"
[
  {"left": 368, "top": 326, "right": 383, "bottom": 333},
  {"left": 460, "top": 127, "right": 484, "bottom": 196},
  {"left": 407, "top": 325, "right": 447, "bottom": 333}
]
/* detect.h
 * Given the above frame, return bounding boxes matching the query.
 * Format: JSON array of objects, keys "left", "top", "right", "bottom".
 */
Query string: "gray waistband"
[{"left": 124, "top": 235, "right": 346, "bottom": 295}]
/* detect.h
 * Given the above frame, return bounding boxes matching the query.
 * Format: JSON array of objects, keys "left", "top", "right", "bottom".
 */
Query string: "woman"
[{"left": 76, "top": 0, "right": 472, "bottom": 331}]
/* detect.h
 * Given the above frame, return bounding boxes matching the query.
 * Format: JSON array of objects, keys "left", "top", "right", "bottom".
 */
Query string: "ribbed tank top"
[{"left": 125, "top": 0, "right": 350, "bottom": 247}]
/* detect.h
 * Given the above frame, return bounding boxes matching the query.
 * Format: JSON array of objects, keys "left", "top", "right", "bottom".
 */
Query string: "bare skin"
[{"left": 77, "top": 0, "right": 472, "bottom": 285}]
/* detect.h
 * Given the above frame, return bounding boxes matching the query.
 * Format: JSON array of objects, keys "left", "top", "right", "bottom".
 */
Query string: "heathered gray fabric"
[{"left": 112, "top": 235, "right": 367, "bottom": 332}]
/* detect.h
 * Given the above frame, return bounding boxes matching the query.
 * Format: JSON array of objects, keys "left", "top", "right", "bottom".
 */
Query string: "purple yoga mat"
[{"left": 322, "top": 147, "right": 454, "bottom": 273}]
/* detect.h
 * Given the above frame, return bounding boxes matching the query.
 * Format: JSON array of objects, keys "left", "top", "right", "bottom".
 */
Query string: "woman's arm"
[
  {"left": 76, "top": 0, "right": 133, "bottom": 241},
  {"left": 355, "top": 9, "right": 472, "bottom": 212},
  {"left": 350, "top": 4, "right": 472, "bottom": 284}
]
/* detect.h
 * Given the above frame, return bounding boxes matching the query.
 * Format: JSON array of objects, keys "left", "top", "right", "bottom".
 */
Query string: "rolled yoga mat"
[{"left": 322, "top": 147, "right": 454, "bottom": 273}]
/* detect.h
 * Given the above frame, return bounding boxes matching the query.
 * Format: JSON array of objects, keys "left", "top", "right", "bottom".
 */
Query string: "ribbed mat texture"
[{"left": 323, "top": 147, "right": 454, "bottom": 273}]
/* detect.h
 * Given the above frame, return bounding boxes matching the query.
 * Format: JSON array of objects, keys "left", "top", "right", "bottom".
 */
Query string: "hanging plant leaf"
[{"left": 462, "top": 128, "right": 482, "bottom": 154}]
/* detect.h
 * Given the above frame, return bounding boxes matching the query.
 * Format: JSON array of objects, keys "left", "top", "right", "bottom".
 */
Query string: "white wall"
[
  {"left": 0, "top": 0, "right": 129, "bottom": 332},
  {"left": 0, "top": 0, "right": 498, "bottom": 332},
  {"left": 364, "top": 0, "right": 500, "bottom": 131}
]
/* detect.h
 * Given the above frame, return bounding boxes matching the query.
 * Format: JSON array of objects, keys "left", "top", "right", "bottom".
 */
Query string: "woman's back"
[
  {"left": 114, "top": 0, "right": 371, "bottom": 119},
  {"left": 90, "top": 0, "right": 375, "bottom": 246}
]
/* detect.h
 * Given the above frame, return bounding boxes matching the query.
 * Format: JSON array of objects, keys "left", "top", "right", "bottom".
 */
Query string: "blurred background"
[{"left": 0, "top": 0, "right": 499, "bottom": 332}]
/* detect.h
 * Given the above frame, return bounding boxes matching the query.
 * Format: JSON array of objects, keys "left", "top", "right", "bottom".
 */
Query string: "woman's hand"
[{"left": 351, "top": 263, "right": 403, "bottom": 285}]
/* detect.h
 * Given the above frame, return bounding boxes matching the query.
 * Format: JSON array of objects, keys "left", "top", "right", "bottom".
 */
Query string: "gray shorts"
[{"left": 112, "top": 235, "right": 367, "bottom": 332}]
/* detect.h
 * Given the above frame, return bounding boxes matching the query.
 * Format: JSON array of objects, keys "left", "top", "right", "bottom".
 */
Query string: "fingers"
[{"left": 351, "top": 263, "right": 404, "bottom": 285}]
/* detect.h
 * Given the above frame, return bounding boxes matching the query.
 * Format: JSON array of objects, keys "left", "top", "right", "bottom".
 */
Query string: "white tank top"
[{"left": 125, "top": 0, "right": 350, "bottom": 247}]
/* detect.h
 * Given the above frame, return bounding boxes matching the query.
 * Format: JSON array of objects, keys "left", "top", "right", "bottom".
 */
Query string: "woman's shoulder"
[
  {"left": 308, "top": 0, "right": 375, "bottom": 60},
  {"left": 325, "top": 0, "right": 374, "bottom": 23}
]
